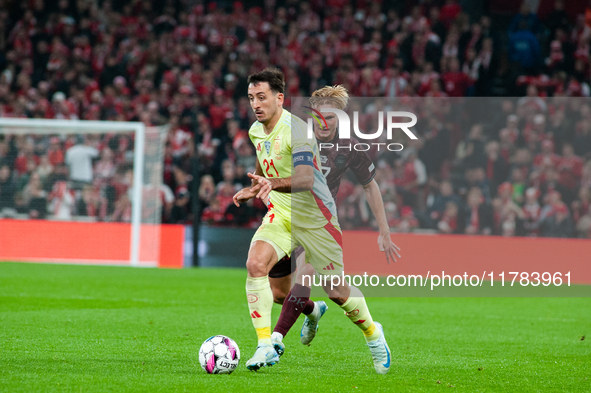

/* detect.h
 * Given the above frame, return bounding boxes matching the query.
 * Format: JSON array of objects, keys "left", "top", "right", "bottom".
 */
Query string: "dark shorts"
[{"left": 268, "top": 246, "right": 305, "bottom": 278}]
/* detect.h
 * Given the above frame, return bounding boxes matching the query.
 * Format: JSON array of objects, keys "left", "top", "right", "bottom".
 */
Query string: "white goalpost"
[{"left": 0, "top": 118, "right": 167, "bottom": 267}]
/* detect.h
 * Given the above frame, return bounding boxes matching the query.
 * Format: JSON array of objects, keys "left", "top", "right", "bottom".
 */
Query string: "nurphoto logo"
[{"left": 305, "top": 107, "right": 418, "bottom": 152}]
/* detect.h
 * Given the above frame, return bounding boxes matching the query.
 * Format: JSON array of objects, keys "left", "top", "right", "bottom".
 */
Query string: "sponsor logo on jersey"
[
  {"left": 257, "top": 143, "right": 262, "bottom": 152},
  {"left": 335, "top": 154, "right": 347, "bottom": 169}
]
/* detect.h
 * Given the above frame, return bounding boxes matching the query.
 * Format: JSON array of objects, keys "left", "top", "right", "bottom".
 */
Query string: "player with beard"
[{"left": 266, "top": 85, "right": 401, "bottom": 373}]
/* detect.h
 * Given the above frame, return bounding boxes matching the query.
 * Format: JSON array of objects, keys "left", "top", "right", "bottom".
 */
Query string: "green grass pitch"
[{"left": 1, "top": 262, "right": 589, "bottom": 392}]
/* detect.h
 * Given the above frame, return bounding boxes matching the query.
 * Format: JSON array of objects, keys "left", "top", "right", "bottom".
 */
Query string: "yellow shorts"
[
  {"left": 251, "top": 210, "right": 292, "bottom": 261},
  {"left": 251, "top": 210, "right": 343, "bottom": 275},
  {"left": 293, "top": 217, "right": 343, "bottom": 276}
]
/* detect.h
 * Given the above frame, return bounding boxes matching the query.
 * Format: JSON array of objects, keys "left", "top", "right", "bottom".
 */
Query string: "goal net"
[{"left": 0, "top": 119, "right": 167, "bottom": 267}]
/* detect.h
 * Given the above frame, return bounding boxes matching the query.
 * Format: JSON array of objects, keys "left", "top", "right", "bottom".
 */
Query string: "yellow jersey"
[{"left": 248, "top": 109, "right": 337, "bottom": 229}]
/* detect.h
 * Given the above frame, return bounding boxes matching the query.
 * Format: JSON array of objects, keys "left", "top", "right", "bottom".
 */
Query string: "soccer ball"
[{"left": 199, "top": 335, "right": 240, "bottom": 374}]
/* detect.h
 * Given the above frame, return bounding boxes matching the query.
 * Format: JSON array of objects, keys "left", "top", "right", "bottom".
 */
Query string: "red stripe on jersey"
[
  {"left": 311, "top": 190, "right": 343, "bottom": 248},
  {"left": 324, "top": 221, "right": 343, "bottom": 248},
  {"left": 313, "top": 156, "right": 320, "bottom": 171},
  {"left": 311, "top": 190, "right": 333, "bottom": 222}
]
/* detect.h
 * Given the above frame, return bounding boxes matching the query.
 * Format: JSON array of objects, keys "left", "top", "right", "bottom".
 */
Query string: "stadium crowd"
[{"left": 0, "top": 0, "right": 590, "bottom": 238}]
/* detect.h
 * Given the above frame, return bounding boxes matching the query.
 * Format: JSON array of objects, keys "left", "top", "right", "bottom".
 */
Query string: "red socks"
[{"left": 273, "top": 284, "right": 315, "bottom": 337}]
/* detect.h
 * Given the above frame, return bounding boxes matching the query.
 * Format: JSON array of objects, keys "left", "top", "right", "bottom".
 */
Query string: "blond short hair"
[{"left": 309, "top": 85, "right": 349, "bottom": 110}]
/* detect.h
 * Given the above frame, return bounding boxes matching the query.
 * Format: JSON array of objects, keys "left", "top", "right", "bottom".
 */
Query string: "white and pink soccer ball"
[{"left": 199, "top": 335, "right": 240, "bottom": 374}]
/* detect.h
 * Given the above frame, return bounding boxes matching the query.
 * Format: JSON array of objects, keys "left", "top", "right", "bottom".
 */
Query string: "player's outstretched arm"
[
  {"left": 362, "top": 179, "right": 402, "bottom": 264},
  {"left": 248, "top": 164, "right": 314, "bottom": 201}
]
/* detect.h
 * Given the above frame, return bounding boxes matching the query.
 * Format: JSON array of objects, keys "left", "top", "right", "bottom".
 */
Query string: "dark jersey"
[{"left": 318, "top": 135, "right": 376, "bottom": 202}]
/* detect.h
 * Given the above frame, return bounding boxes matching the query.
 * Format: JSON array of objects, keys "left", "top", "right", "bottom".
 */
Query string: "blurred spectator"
[
  {"left": 35, "top": 155, "right": 53, "bottom": 183},
  {"left": 464, "top": 187, "right": 493, "bottom": 235},
  {"left": 420, "top": 117, "right": 451, "bottom": 175},
  {"left": 427, "top": 179, "right": 463, "bottom": 223},
  {"left": 545, "top": 0, "right": 571, "bottom": 40},
  {"left": 437, "top": 201, "right": 460, "bottom": 234},
  {"left": 47, "top": 180, "right": 73, "bottom": 220},
  {"left": 540, "top": 202, "right": 574, "bottom": 237},
  {"left": 391, "top": 205, "right": 419, "bottom": 233},
  {"left": 540, "top": 168, "right": 574, "bottom": 207},
  {"left": 574, "top": 119, "right": 591, "bottom": 159},
  {"left": 0, "top": 164, "right": 16, "bottom": 217},
  {"left": 572, "top": 186, "right": 591, "bottom": 223},
  {"left": 582, "top": 161, "right": 591, "bottom": 190},
  {"left": 170, "top": 186, "right": 190, "bottom": 224},
  {"left": 0, "top": 138, "right": 17, "bottom": 168},
  {"left": 498, "top": 115, "right": 520, "bottom": 160},
  {"left": 546, "top": 40, "right": 567, "bottom": 72},
  {"left": 442, "top": 57, "right": 471, "bottom": 97},
  {"left": 509, "top": 168, "right": 527, "bottom": 205},
  {"left": 509, "top": 20, "right": 541, "bottom": 74},
  {"left": 202, "top": 196, "right": 225, "bottom": 225},
  {"left": 112, "top": 193, "right": 132, "bottom": 223},
  {"left": 65, "top": 136, "right": 99, "bottom": 187},
  {"left": 216, "top": 181, "right": 240, "bottom": 221},
  {"left": 509, "top": 3, "right": 542, "bottom": 35},
  {"left": 380, "top": 66, "right": 407, "bottom": 98},
  {"left": 14, "top": 140, "right": 38, "bottom": 176},
  {"left": 76, "top": 185, "right": 107, "bottom": 219},
  {"left": 493, "top": 182, "right": 525, "bottom": 236},
  {"left": 518, "top": 86, "right": 547, "bottom": 114},
  {"left": 94, "top": 148, "right": 116, "bottom": 186},
  {"left": 575, "top": 204, "right": 591, "bottom": 238},
  {"left": 558, "top": 144, "right": 584, "bottom": 190},
  {"left": 523, "top": 187, "right": 542, "bottom": 236},
  {"left": 47, "top": 137, "right": 64, "bottom": 166},
  {"left": 457, "top": 124, "right": 486, "bottom": 169},
  {"left": 198, "top": 174, "right": 216, "bottom": 210},
  {"left": 21, "top": 172, "right": 47, "bottom": 219},
  {"left": 465, "top": 167, "right": 492, "bottom": 203},
  {"left": 440, "top": 0, "right": 462, "bottom": 29},
  {"left": 533, "top": 140, "right": 561, "bottom": 171},
  {"left": 395, "top": 149, "right": 427, "bottom": 208},
  {"left": 509, "top": 149, "right": 533, "bottom": 187},
  {"left": 168, "top": 166, "right": 188, "bottom": 222},
  {"left": 484, "top": 141, "right": 509, "bottom": 193}
]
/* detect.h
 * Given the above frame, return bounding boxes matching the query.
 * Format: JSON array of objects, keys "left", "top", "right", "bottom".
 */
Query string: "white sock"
[{"left": 271, "top": 332, "right": 284, "bottom": 342}]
